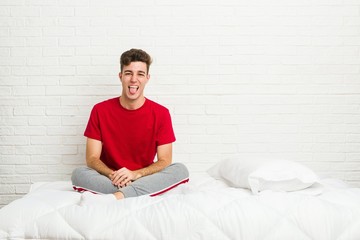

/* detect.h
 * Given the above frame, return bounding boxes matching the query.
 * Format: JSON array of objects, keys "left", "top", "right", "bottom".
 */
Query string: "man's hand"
[
  {"left": 110, "top": 168, "right": 141, "bottom": 188},
  {"left": 109, "top": 144, "right": 173, "bottom": 188}
]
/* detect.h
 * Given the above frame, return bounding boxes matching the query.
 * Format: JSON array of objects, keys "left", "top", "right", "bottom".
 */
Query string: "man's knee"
[
  {"left": 71, "top": 166, "right": 89, "bottom": 186},
  {"left": 169, "top": 162, "right": 189, "bottom": 180}
]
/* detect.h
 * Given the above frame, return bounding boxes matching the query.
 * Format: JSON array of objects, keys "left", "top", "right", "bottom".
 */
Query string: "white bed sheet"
[{"left": 1, "top": 174, "right": 360, "bottom": 240}]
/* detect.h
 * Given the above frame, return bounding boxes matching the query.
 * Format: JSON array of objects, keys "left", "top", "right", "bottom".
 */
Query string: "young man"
[{"left": 71, "top": 49, "right": 189, "bottom": 205}]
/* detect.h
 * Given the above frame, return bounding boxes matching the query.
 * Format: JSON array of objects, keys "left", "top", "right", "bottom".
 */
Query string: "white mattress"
[{"left": 1, "top": 174, "right": 360, "bottom": 240}]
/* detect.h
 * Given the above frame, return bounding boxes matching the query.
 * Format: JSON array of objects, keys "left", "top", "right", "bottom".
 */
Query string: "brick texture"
[{"left": 1, "top": 0, "right": 360, "bottom": 207}]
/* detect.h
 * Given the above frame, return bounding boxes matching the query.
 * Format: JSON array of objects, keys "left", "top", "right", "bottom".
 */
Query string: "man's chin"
[
  {"left": 127, "top": 93, "right": 139, "bottom": 100},
  {"left": 124, "top": 92, "right": 144, "bottom": 101}
]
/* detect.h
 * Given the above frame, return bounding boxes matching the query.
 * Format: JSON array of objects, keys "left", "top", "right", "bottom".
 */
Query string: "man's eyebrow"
[{"left": 123, "top": 70, "right": 146, "bottom": 74}]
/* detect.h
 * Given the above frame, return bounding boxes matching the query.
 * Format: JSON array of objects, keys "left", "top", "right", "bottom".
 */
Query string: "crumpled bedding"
[{"left": 1, "top": 174, "right": 360, "bottom": 240}]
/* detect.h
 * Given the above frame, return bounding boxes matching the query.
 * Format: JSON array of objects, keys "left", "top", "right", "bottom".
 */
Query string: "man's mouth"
[{"left": 128, "top": 86, "right": 139, "bottom": 94}]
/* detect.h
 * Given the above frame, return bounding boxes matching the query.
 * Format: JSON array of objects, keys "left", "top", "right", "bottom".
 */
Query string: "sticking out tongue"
[{"left": 129, "top": 86, "right": 138, "bottom": 94}]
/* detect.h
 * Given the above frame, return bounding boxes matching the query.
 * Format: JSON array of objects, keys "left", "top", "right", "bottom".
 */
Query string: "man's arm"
[
  {"left": 111, "top": 143, "right": 173, "bottom": 187},
  {"left": 136, "top": 143, "right": 173, "bottom": 178},
  {"left": 86, "top": 138, "right": 113, "bottom": 178}
]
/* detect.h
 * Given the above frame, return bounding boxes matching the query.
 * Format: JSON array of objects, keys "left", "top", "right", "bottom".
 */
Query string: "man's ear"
[{"left": 119, "top": 72, "right": 122, "bottom": 81}]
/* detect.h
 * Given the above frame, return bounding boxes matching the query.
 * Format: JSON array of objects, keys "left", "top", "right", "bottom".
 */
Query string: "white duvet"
[{"left": 1, "top": 174, "right": 360, "bottom": 240}]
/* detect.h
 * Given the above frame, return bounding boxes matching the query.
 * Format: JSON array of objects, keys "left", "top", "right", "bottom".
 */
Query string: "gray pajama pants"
[{"left": 71, "top": 163, "right": 189, "bottom": 198}]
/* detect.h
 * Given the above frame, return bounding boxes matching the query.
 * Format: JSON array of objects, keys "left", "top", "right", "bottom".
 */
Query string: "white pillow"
[{"left": 207, "top": 159, "right": 319, "bottom": 194}]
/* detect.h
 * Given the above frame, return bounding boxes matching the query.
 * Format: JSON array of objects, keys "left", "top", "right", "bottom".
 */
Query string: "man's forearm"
[
  {"left": 87, "top": 158, "right": 113, "bottom": 178},
  {"left": 134, "top": 159, "right": 171, "bottom": 179},
  {"left": 85, "top": 138, "right": 113, "bottom": 178},
  {"left": 133, "top": 143, "right": 173, "bottom": 179}
]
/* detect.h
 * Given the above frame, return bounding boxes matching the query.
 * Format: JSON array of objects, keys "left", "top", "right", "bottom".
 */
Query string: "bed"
[{"left": 1, "top": 159, "right": 360, "bottom": 240}]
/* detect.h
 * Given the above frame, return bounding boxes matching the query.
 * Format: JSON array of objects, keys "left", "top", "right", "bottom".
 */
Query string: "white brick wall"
[{"left": 1, "top": 0, "right": 360, "bottom": 207}]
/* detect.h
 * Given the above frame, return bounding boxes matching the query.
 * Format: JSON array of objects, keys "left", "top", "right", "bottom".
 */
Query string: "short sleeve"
[
  {"left": 84, "top": 105, "right": 102, "bottom": 141},
  {"left": 156, "top": 109, "right": 176, "bottom": 146}
]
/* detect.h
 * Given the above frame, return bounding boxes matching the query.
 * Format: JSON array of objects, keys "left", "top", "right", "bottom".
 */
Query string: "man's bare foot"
[{"left": 114, "top": 191, "right": 124, "bottom": 200}]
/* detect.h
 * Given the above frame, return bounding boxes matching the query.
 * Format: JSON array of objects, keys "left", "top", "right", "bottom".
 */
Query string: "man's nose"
[{"left": 130, "top": 75, "right": 137, "bottom": 82}]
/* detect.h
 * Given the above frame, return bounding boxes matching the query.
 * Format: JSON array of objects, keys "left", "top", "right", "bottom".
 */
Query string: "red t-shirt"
[{"left": 84, "top": 97, "right": 176, "bottom": 171}]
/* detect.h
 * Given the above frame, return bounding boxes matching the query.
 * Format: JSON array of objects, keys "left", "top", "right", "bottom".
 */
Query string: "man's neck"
[{"left": 119, "top": 96, "right": 146, "bottom": 110}]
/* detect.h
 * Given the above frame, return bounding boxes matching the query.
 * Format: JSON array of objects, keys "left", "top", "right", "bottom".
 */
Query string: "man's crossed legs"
[{"left": 71, "top": 163, "right": 189, "bottom": 205}]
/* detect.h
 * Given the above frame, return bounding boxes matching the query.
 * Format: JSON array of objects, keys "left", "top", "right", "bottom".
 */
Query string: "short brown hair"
[{"left": 120, "top": 49, "right": 152, "bottom": 73}]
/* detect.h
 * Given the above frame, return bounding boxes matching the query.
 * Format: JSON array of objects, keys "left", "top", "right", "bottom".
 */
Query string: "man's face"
[{"left": 119, "top": 61, "right": 150, "bottom": 101}]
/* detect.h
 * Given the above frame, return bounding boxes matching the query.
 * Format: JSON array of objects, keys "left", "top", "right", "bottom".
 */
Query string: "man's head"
[
  {"left": 120, "top": 49, "right": 152, "bottom": 74},
  {"left": 118, "top": 49, "right": 152, "bottom": 109}
]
